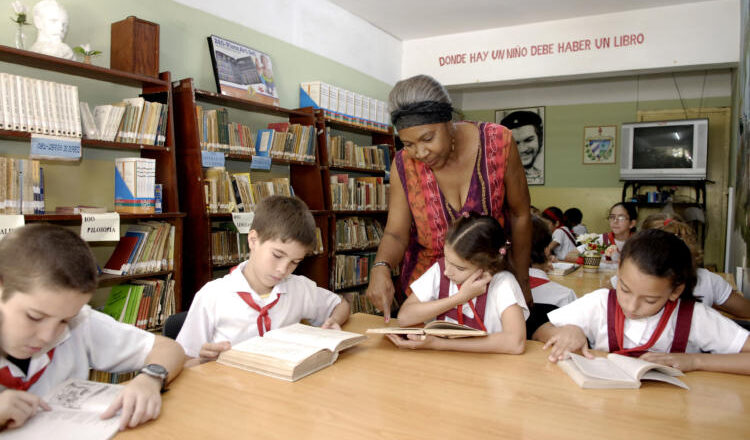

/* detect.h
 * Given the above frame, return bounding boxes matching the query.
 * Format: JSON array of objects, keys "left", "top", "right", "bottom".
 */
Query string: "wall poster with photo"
[
  {"left": 496, "top": 106, "right": 545, "bottom": 185},
  {"left": 583, "top": 125, "right": 617, "bottom": 164},
  {"left": 207, "top": 35, "right": 280, "bottom": 106}
]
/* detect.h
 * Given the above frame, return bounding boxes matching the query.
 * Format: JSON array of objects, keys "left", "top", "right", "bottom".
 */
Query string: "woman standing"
[{"left": 366, "top": 75, "right": 532, "bottom": 320}]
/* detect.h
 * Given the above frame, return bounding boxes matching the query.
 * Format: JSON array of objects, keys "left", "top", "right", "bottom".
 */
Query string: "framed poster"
[
  {"left": 496, "top": 106, "right": 545, "bottom": 185},
  {"left": 207, "top": 35, "right": 280, "bottom": 106},
  {"left": 583, "top": 125, "right": 617, "bottom": 164}
]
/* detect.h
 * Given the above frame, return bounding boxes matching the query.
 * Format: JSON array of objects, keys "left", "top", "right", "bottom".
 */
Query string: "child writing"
[
  {"left": 177, "top": 196, "right": 350, "bottom": 364},
  {"left": 388, "top": 213, "right": 528, "bottom": 354},
  {"left": 542, "top": 207, "right": 578, "bottom": 262},
  {"left": 0, "top": 224, "right": 185, "bottom": 432},
  {"left": 611, "top": 213, "right": 750, "bottom": 319},
  {"left": 597, "top": 202, "right": 637, "bottom": 266},
  {"left": 541, "top": 229, "right": 750, "bottom": 375}
]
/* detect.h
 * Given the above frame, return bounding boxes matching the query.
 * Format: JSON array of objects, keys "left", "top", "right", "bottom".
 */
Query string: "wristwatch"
[{"left": 139, "top": 363, "right": 169, "bottom": 393}]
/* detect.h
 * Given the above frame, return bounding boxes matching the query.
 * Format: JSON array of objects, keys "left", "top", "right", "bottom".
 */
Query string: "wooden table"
[
  {"left": 548, "top": 266, "right": 616, "bottom": 297},
  {"left": 117, "top": 313, "right": 750, "bottom": 440}
]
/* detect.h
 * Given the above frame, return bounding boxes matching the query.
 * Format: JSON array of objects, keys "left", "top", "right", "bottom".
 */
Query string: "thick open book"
[
  {"left": 3, "top": 379, "right": 123, "bottom": 440},
  {"left": 366, "top": 320, "right": 488, "bottom": 338},
  {"left": 558, "top": 353, "right": 689, "bottom": 389},
  {"left": 216, "top": 323, "right": 367, "bottom": 382}
]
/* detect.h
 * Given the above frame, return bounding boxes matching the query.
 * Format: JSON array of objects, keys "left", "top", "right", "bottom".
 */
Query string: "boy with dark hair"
[
  {"left": 0, "top": 224, "right": 184, "bottom": 432},
  {"left": 177, "top": 196, "right": 350, "bottom": 363}
]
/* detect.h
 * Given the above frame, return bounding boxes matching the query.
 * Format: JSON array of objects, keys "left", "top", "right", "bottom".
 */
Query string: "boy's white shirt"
[
  {"left": 0, "top": 305, "right": 154, "bottom": 396},
  {"left": 611, "top": 268, "right": 733, "bottom": 309},
  {"left": 176, "top": 260, "right": 341, "bottom": 358},
  {"left": 551, "top": 226, "right": 577, "bottom": 260},
  {"left": 528, "top": 268, "right": 578, "bottom": 307},
  {"left": 548, "top": 288, "right": 749, "bottom": 353},
  {"left": 410, "top": 263, "right": 529, "bottom": 333}
]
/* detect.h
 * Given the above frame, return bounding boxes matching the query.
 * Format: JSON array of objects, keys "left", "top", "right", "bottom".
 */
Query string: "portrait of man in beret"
[{"left": 497, "top": 107, "right": 545, "bottom": 185}]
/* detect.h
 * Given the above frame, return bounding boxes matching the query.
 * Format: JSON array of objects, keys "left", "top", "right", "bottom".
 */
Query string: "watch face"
[{"left": 144, "top": 364, "right": 168, "bottom": 377}]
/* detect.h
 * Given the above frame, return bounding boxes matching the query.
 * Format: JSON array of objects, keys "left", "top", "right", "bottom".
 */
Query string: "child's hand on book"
[
  {"left": 543, "top": 325, "right": 593, "bottom": 363},
  {"left": 199, "top": 341, "right": 232, "bottom": 362},
  {"left": 101, "top": 374, "right": 161, "bottom": 431},
  {"left": 457, "top": 270, "right": 492, "bottom": 302},
  {"left": 0, "top": 389, "right": 51, "bottom": 430},
  {"left": 385, "top": 333, "right": 437, "bottom": 350},
  {"left": 321, "top": 318, "right": 342, "bottom": 330},
  {"left": 639, "top": 352, "right": 697, "bottom": 372}
]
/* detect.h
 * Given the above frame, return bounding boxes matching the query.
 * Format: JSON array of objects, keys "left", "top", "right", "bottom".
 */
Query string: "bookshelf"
[
  {"left": 172, "top": 78, "right": 328, "bottom": 306},
  {"left": 0, "top": 45, "right": 184, "bottom": 311},
  {"left": 314, "top": 109, "right": 395, "bottom": 298}
]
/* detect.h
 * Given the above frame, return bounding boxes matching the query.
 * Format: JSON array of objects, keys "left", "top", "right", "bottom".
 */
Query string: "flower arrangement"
[
  {"left": 11, "top": 1, "right": 29, "bottom": 25},
  {"left": 577, "top": 233, "right": 606, "bottom": 256}
]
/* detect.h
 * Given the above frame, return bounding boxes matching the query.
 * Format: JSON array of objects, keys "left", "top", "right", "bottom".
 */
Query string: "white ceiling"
[{"left": 327, "top": 0, "right": 715, "bottom": 40}]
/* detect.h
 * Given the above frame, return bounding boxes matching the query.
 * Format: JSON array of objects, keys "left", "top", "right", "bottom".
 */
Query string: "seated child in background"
[
  {"left": 540, "top": 229, "right": 750, "bottom": 375},
  {"left": 0, "top": 224, "right": 184, "bottom": 432},
  {"left": 564, "top": 207, "right": 588, "bottom": 237},
  {"left": 389, "top": 213, "right": 528, "bottom": 354},
  {"left": 597, "top": 202, "right": 638, "bottom": 265},
  {"left": 610, "top": 213, "right": 750, "bottom": 320},
  {"left": 525, "top": 216, "right": 578, "bottom": 341},
  {"left": 542, "top": 207, "right": 578, "bottom": 263},
  {"left": 177, "top": 196, "right": 350, "bottom": 364}
]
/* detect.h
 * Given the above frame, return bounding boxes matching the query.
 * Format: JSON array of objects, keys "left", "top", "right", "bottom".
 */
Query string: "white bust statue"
[{"left": 30, "top": 0, "right": 74, "bottom": 60}]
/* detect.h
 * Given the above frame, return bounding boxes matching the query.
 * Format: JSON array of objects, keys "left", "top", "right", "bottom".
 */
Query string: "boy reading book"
[
  {"left": 177, "top": 196, "right": 350, "bottom": 364},
  {"left": 0, "top": 224, "right": 184, "bottom": 433}
]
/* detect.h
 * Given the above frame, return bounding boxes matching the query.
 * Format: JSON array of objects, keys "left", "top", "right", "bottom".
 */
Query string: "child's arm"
[
  {"left": 715, "top": 293, "right": 750, "bottom": 319},
  {"left": 397, "top": 269, "right": 492, "bottom": 327},
  {"left": 640, "top": 336, "right": 750, "bottom": 375},
  {"left": 390, "top": 304, "right": 526, "bottom": 354},
  {"left": 321, "top": 298, "right": 350, "bottom": 330},
  {"left": 538, "top": 323, "right": 593, "bottom": 362},
  {"left": 0, "top": 390, "right": 51, "bottom": 430},
  {"left": 101, "top": 335, "right": 185, "bottom": 431}
]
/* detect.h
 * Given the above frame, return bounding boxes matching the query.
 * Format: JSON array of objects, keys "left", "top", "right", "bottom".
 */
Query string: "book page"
[
  {"left": 263, "top": 323, "right": 365, "bottom": 352},
  {"left": 424, "top": 320, "right": 477, "bottom": 331},
  {"left": 366, "top": 327, "right": 425, "bottom": 335},
  {"left": 568, "top": 353, "right": 634, "bottom": 382},
  {"left": 46, "top": 379, "right": 124, "bottom": 413},
  {"left": 607, "top": 353, "right": 683, "bottom": 380},
  {"left": 231, "top": 336, "right": 326, "bottom": 363}
]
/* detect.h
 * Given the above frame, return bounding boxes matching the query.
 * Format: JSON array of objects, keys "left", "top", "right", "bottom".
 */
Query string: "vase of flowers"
[
  {"left": 74, "top": 44, "right": 102, "bottom": 64},
  {"left": 576, "top": 233, "right": 608, "bottom": 272},
  {"left": 11, "top": 1, "right": 30, "bottom": 50}
]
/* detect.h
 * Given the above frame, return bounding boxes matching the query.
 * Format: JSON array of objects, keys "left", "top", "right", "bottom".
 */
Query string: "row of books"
[
  {"left": 335, "top": 217, "right": 384, "bottom": 251},
  {"left": 300, "top": 81, "right": 390, "bottom": 130},
  {"left": 330, "top": 175, "right": 389, "bottom": 211},
  {"left": 203, "top": 168, "right": 292, "bottom": 214},
  {"left": 102, "top": 222, "right": 176, "bottom": 276},
  {"left": 211, "top": 224, "right": 325, "bottom": 267},
  {"left": 83, "top": 97, "right": 168, "bottom": 146},
  {"left": 0, "top": 157, "right": 44, "bottom": 214},
  {"left": 327, "top": 132, "right": 390, "bottom": 171},
  {"left": 100, "top": 276, "right": 176, "bottom": 331},
  {"left": 331, "top": 252, "right": 375, "bottom": 290},
  {"left": 0, "top": 72, "right": 82, "bottom": 137},
  {"left": 196, "top": 107, "right": 316, "bottom": 162},
  {"left": 340, "top": 290, "right": 379, "bottom": 315}
]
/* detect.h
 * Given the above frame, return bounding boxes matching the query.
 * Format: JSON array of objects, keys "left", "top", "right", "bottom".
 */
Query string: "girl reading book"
[
  {"left": 541, "top": 229, "right": 750, "bottom": 375},
  {"left": 388, "top": 213, "right": 528, "bottom": 353}
]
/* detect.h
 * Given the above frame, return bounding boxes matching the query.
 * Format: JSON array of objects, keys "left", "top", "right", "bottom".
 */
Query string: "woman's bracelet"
[{"left": 372, "top": 261, "right": 393, "bottom": 271}]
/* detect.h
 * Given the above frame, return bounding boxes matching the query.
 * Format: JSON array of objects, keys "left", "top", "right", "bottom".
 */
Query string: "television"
[{"left": 619, "top": 119, "right": 708, "bottom": 181}]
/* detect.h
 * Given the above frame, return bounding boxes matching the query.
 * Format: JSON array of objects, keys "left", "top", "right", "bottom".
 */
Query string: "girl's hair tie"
[
  {"left": 499, "top": 246, "right": 507, "bottom": 256},
  {"left": 461, "top": 211, "right": 470, "bottom": 218},
  {"left": 664, "top": 218, "right": 674, "bottom": 226}
]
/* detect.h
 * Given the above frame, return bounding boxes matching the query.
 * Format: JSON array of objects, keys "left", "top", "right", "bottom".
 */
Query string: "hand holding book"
[{"left": 543, "top": 324, "right": 593, "bottom": 362}]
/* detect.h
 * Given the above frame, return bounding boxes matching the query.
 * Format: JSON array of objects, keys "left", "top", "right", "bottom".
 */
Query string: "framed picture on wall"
[
  {"left": 207, "top": 35, "right": 280, "bottom": 106},
  {"left": 496, "top": 106, "right": 545, "bottom": 185},
  {"left": 582, "top": 125, "right": 617, "bottom": 164}
]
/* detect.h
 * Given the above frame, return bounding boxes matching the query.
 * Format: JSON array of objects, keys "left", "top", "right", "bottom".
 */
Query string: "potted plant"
[{"left": 74, "top": 44, "right": 101, "bottom": 64}]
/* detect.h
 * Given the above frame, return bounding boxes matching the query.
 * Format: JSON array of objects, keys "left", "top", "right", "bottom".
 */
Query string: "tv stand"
[{"left": 620, "top": 179, "right": 709, "bottom": 246}]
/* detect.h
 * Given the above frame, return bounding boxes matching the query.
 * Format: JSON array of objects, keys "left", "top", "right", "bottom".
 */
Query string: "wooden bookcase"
[
  {"left": 314, "top": 109, "right": 395, "bottom": 295},
  {"left": 172, "top": 78, "right": 328, "bottom": 306},
  {"left": 0, "top": 45, "right": 184, "bottom": 310}
]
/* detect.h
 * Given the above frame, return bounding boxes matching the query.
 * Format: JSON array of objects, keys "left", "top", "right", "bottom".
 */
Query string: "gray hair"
[{"left": 388, "top": 75, "right": 452, "bottom": 113}]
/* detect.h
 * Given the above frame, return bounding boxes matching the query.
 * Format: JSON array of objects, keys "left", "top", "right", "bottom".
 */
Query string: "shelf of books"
[
  {"left": 0, "top": 46, "right": 184, "bottom": 324},
  {"left": 172, "top": 78, "right": 328, "bottom": 304}
]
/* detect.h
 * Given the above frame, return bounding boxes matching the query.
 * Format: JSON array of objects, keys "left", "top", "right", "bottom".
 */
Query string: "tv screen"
[{"left": 632, "top": 125, "right": 694, "bottom": 169}]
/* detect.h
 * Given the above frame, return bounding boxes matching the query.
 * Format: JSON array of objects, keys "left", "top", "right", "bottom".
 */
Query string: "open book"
[
  {"left": 3, "top": 379, "right": 123, "bottom": 440},
  {"left": 366, "top": 320, "right": 488, "bottom": 338},
  {"left": 216, "top": 323, "right": 367, "bottom": 382},
  {"left": 558, "top": 353, "right": 689, "bottom": 389},
  {"left": 548, "top": 262, "right": 579, "bottom": 276}
]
